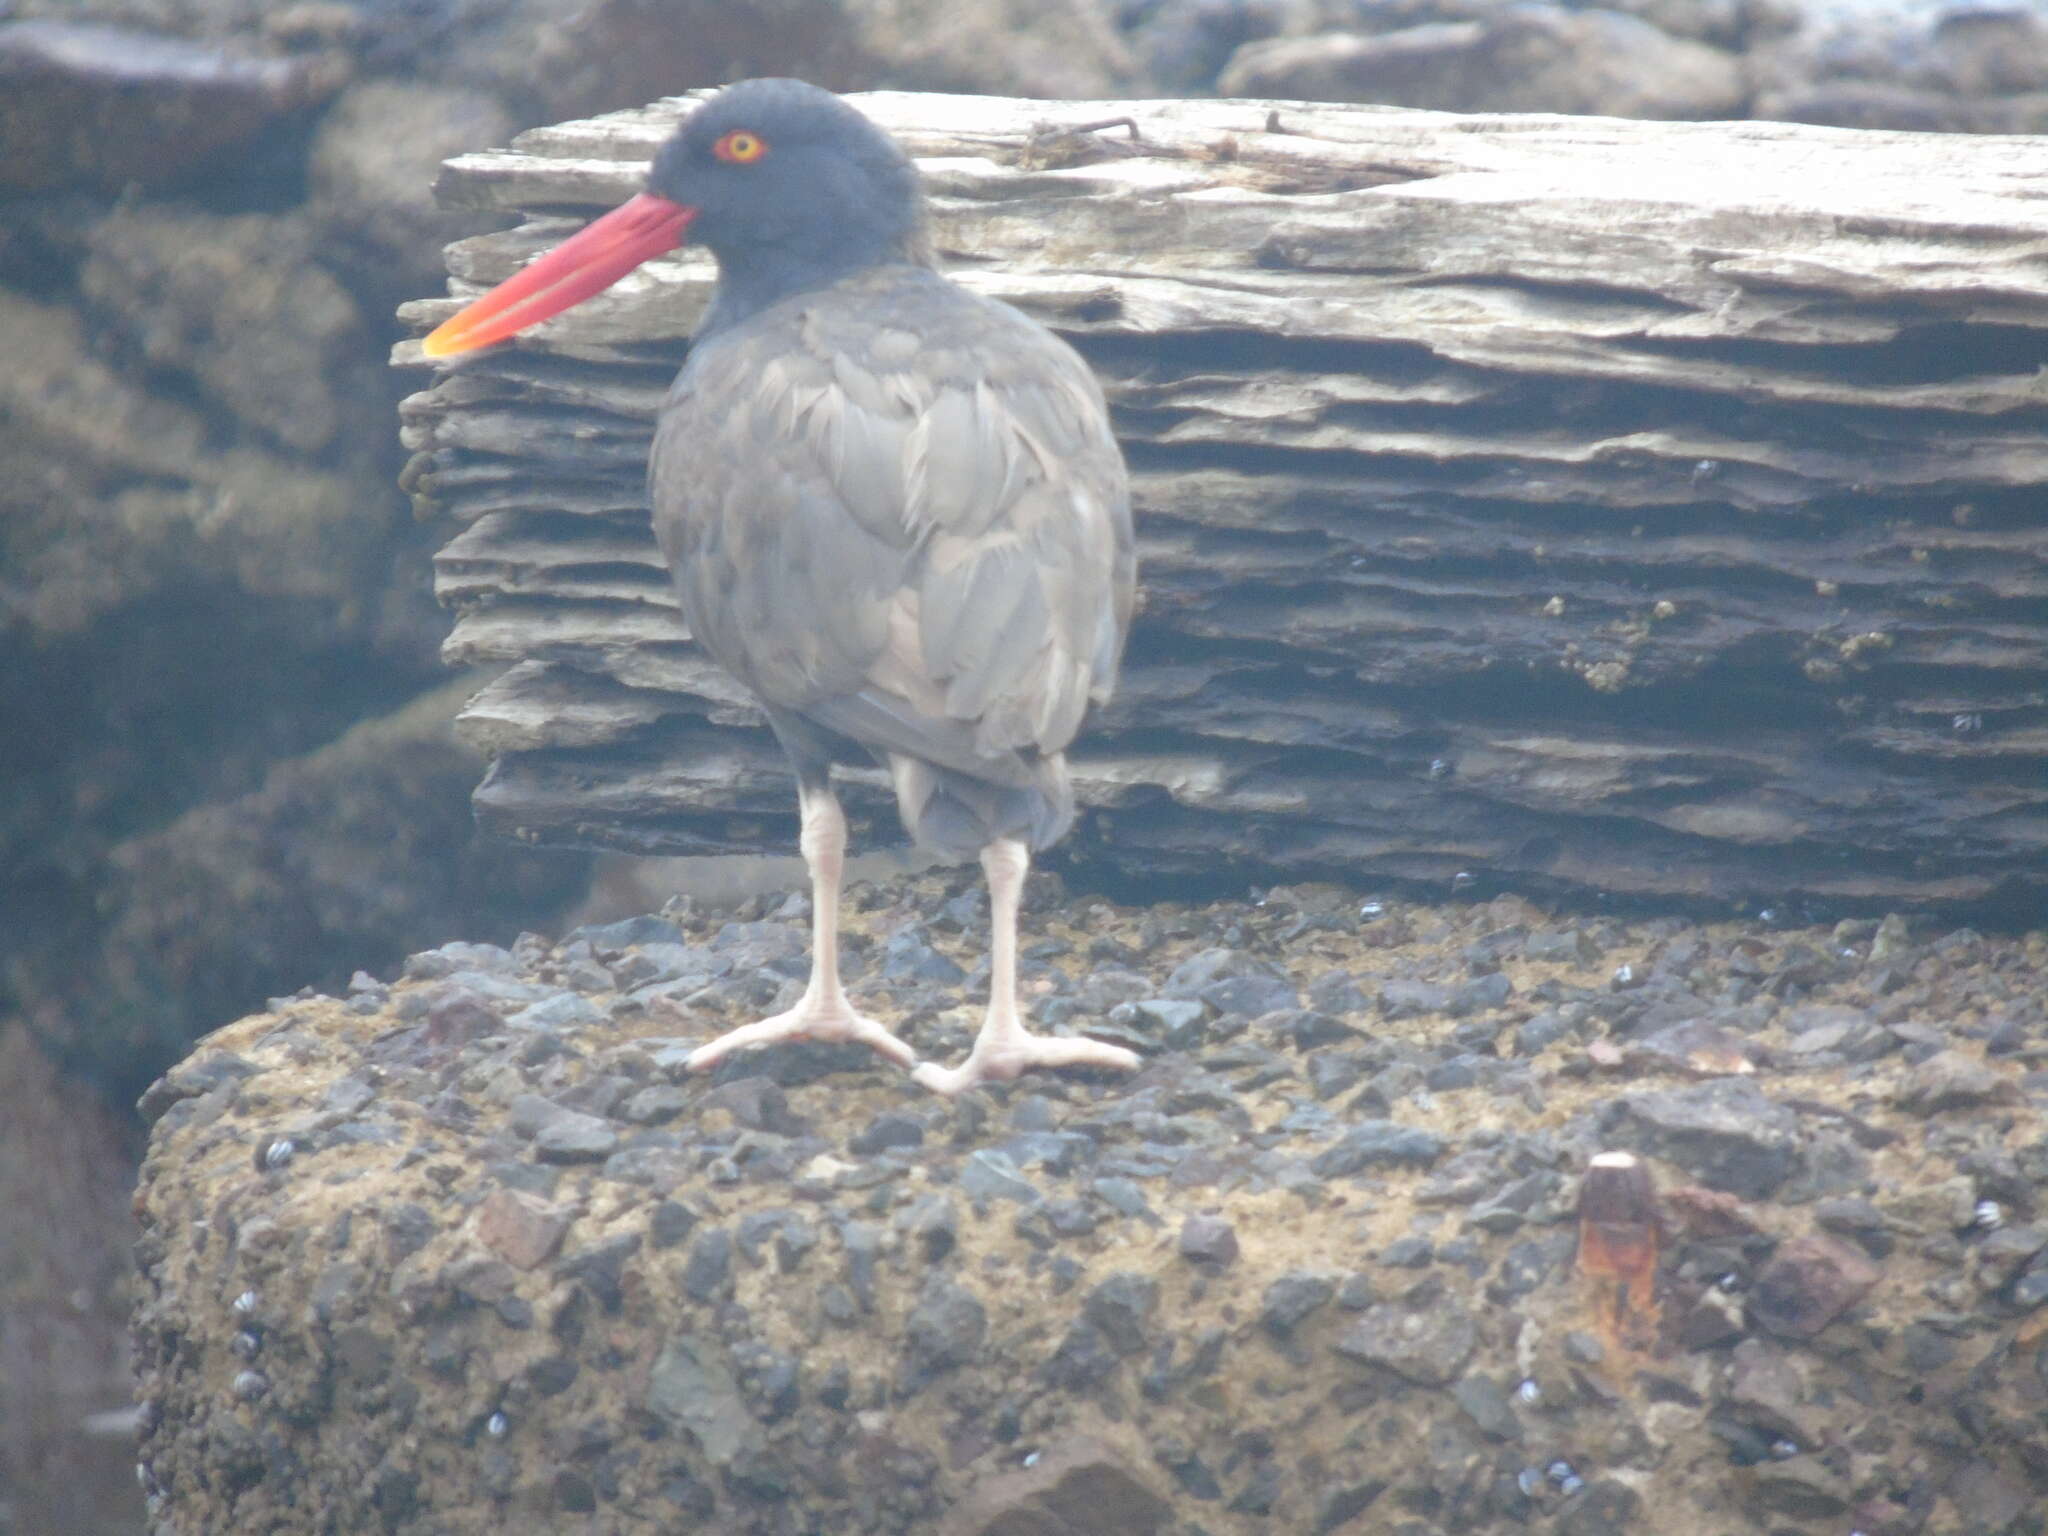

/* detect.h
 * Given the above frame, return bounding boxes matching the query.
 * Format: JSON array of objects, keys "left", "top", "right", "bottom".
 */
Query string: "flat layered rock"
[{"left": 396, "top": 92, "right": 2048, "bottom": 915}]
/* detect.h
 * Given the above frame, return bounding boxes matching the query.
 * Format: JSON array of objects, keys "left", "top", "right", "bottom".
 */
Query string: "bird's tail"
[{"left": 886, "top": 751, "right": 1074, "bottom": 861}]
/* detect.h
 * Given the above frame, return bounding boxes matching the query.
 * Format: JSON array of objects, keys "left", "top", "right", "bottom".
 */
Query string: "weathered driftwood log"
[{"left": 395, "top": 92, "right": 2048, "bottom": 916}]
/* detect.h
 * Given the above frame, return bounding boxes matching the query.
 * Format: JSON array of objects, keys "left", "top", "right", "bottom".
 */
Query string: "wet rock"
[
  {"left": 1607, "top": 1079, "right": 1800, "bottom": 1199},
  {"left": 1750, "top": 1235, "right": 1880, "bottom": 1339},
  {"left": 1333, "top": 1301, "right": 1477, "bottom": 1386}
]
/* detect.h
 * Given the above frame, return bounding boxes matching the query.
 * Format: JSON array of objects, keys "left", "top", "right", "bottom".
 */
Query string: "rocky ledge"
[{"left": 133, "top": 875, "right": 2048, "bottom": 1534}]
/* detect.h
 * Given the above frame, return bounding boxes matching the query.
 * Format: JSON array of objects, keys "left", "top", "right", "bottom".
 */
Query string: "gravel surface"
[{"left": 132, "top": 871, "right": 2048, "bottom": 1533}]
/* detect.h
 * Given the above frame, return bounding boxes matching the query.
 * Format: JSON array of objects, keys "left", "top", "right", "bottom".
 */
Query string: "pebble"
[{"left": 1177, "top": 1213, "right": 1239, "bottom": 1267}]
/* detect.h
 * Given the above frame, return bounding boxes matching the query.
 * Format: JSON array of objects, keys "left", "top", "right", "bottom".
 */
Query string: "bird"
[{"left": 423, "top": 79, "right": 1140, "bottom": 1097}]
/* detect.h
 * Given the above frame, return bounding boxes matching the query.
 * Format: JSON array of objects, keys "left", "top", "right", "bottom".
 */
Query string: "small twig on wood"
[{"left": 1031, "top": 115, "right": 1142, "bottom": 143}]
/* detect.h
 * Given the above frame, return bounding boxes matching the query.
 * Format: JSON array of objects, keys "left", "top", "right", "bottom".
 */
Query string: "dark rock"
[
  {"left": 1260, "top": 1271, "right": 1335, "bottom": 1337},
  {"left": 1948, "top": 1459, "right": 2028, "bottom": 1533},
  {"left": 894, "top": 1194, "right": 959, "bottom": 1263},
  {"left": 943, "top": 1435, "right": 1170, "bottom": 1536},
  {"left": 681, "top": 1228, "right": 732, "bottom": 1303},
  {"left": 960, "top": 1148, "right": 1042, "bottom": 1205},
  {"left": 648, "top": 1201, "right": 696, "bottom": 1249},
  {"left": 1812, "top": 1197, "right": 1891, "bottom": 1258},
  {"left": 557, "top": 1232, "right": 639, "bottom": 1313},
  {"left": 474, "top": 1188, "right": 569, "bottom": 1270},
  {"left": 1310, "top": 1120, "right": 1446, "bottom": 1177},
  {"left": 137, "top": 1052, "right": 257, "bottom": 1126},
  {"left": 1750, "top": 1235, "right": 1880, "bottom": 1339},
  {"left": 1896, "top": 1050, "right": 2017, "bottom": 1113},
  {"left": 1307, "top": 969, "right": 1372, "bottom": 1015},
  {"left": 882, "top": 930, "right": 966, "bottom": 983},
  {"left": 1448, "top": 971, "right": 1514, "bottom": 1016},
  {"left": 1748, "top": 1459, "right": 1850, "bottom": 1519},
  {"left": 1556, "top": 1477, "right": 1645, "bottom": 1536},
  {"left": 1608, "top": 1079, "right": 1801, "bottom": 1198},
  {"left": 1084, "top": 1272, "right": 1159, "bottom": 1355},
  {"left": 1332, "top": 1302, "right": 1478, "bottom": 1385},
  {"left": 532, "top": 1111, "right": 618, "bottom": 1164},
  {"left": 1515, "top": 1011, "right": 1573, "bottom": 1055},
  {"left": 1265, "top": 1009, "right": 1355, "bottom": 1050},
  {"left": 699, "top": 1075, "right": 804, "bottom": 1135},
  {"left": 849, "top": 1111, "right": 925, "bottom": 1154},
  {"left": 1091, "top": 1177, "right": 1156, "bottom": 1223},
  {"left": 902, "top": 1273, "right": 986, "bottom": 1385},
  {"left": 1200, "top": 974, "right": 1299, "bottom": 1019},
  {"left": 1127, "top": 997, "right": 1209, "bottom": 1049},
  {"left": 570, "top": 915, "right": 683, "bottom": 952},
  {"left": 1380, "top": 1236, "right": 1434, "bottom": 1269},
  {"left": 1178, "top": 1213, "right": 1239, "bottom": 1267},
  {"left": 646, "top": 1333, "right": 765, "bottom": 1467},
  {"left": 1452, "top": 1374, "right": 1522, "bottom": 1441},
  {"left": 1377, "top": 979, "right": 1454, "bottom": 1019},
  {"left": 1045, "top": 1319, "right": 1122, "bottom": 1388}
]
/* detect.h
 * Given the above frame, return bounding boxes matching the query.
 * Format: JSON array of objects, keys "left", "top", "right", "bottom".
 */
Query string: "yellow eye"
[{"left": 713, "top": 130, "right": 767, "bottom": 164}]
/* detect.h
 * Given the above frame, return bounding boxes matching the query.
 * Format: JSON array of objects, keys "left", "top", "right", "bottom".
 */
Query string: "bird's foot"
[
  {"left": 686, "top": 996, "right": 916, "bottom": 1073},
  {"left": 911, "top": 1031, "right": 1141, "bottom": 1098}
]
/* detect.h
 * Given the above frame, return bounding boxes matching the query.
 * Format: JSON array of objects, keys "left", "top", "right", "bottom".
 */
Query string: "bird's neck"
[{"left": 698, "top": 221, "right": 935, "bottom": 340}]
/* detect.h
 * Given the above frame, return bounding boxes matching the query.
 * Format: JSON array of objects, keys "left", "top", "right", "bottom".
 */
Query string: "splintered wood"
[{"left": 395, "top": 92, "right": 2048, "bottom": 910}]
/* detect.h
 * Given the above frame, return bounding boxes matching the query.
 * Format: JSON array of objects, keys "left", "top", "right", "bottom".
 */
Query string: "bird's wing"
[{"left": 651, "top": 269, "right": 1132, "bottom": 781}]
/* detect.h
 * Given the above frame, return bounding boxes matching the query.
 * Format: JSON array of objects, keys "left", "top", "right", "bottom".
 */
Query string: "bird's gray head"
[
  {"left": 650, "top": 79, "right": 932, "bottom": 314},
  {"left": 419, "top": 79, "right": 933, "bottom": 359}
]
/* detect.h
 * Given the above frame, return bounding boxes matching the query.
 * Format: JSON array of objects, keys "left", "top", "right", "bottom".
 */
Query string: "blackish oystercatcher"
[{"left": 424, "top": 79, "right": 1139, "bottom": 1096}]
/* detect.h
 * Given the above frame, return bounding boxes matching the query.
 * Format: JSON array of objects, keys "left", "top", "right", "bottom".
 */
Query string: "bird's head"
[{"left": 422, "top": 78, "right": 929, "bottom": 358}]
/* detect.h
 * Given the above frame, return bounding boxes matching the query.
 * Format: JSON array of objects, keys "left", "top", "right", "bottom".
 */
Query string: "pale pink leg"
[
  {"left": 911, "top": 838, "right": 1142, "bottom": 1097},
  {"left": 687, "top": 787, "right": 916, "bottom": 1072}
]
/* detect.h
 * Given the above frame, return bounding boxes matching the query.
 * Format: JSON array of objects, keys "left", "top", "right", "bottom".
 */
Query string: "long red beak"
[{"left": 420, "top": 192, "right": 696, "bottom": 358}]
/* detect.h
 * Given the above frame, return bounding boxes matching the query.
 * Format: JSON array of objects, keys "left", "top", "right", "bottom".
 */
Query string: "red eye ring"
[{"left": 713, "top": 130, "right": 767, "bottom": 164}]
